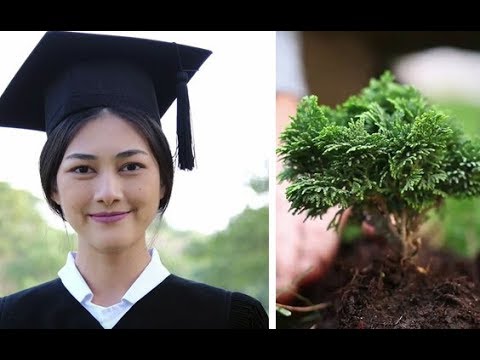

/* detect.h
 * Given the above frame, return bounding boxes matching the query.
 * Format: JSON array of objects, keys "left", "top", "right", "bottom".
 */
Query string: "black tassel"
[{"left": 176, "top": 70, "right": 194, "bottom": 170}]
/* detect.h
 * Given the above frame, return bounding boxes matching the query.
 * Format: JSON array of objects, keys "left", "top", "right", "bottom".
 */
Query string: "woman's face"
[{"left": 52, "top": 111, "right": 164, "bottom": 253}]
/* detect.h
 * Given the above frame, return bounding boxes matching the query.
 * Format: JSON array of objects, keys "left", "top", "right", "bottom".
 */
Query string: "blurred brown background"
[{"left": 302, "top": 31, "right": 480, "bottom": 106}]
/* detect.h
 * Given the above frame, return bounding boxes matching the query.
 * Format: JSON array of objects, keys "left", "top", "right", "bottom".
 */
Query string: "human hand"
[
  {"left": 276, "top": 183, "right": 342, "bottom": 304},
  {"left": 276, "top": 183, "right": 376, "bottom": 305},
  {"left": 276, "top": 92, "right": 341, "bottom": 304}
]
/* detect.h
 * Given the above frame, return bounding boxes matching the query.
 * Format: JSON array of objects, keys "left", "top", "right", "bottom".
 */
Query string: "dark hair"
[{"left": 39, "top": 107, "right": 174, "bottom": 219}]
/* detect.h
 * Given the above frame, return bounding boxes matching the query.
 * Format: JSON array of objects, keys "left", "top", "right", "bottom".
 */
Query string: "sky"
[{"left": 0, "top": 31, "right": 275, "bottom": 235}]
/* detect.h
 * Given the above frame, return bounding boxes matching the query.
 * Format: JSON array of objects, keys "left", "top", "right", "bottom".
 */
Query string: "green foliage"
[
  {"left": 278, "top": 71, "right": 480, "bottom": 257},
  {"left": 0, "top": 182, "right": 67, "bottom": 295},
  {"left": 249, "top": 176, "right": 269, "bottom": 194},
  {"left": 183, "top": 206, "right": 269, "bottom": 311},
  {"left": 150, "top": 220, "right": 207, "bottom": 277}
]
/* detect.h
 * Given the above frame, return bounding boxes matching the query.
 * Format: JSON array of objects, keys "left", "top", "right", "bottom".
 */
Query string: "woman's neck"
[{"left": 74, "top": 242, "right": 151, "bottom": 307}]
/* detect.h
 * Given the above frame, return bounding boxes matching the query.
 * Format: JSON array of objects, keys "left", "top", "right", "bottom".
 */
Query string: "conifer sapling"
[{"left": 278, "top": 72, "right": 480, "bottom": 260}]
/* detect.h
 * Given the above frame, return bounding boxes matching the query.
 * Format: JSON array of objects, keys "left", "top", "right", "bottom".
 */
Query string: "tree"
[
  {"left": 183, "top": 178, "right": 269, "bottom": 310},
  {"left": 0, "top": 182, "right": 66, "bottom": 295}
]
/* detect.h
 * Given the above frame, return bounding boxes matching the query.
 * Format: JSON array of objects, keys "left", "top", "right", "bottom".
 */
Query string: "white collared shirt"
[{"left": 58, "top": 248, "right": 170, "bottom": 329}]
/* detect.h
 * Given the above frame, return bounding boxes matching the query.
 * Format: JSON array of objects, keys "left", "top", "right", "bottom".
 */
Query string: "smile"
[{"left": 89, "top": 211, "right": 131, "bottom": 224}]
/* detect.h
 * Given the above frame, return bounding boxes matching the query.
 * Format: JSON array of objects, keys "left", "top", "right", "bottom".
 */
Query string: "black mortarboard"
[{"left": 0, "top": 31, "right": 212, "bottom": 170}]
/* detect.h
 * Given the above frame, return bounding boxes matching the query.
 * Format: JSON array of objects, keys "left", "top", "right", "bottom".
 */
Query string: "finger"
[{"left": 294, "top": 206, "right": 340, "bottom": 287}]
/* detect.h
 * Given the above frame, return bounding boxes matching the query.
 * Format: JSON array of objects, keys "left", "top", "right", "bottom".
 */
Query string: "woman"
[{"left": 0, "top": 31, "right": 268, "bottom": 329}]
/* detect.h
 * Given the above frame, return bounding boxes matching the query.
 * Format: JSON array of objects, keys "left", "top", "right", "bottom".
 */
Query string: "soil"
[{"left": 277, "top": 236, "right": 480, "bottom": 329}]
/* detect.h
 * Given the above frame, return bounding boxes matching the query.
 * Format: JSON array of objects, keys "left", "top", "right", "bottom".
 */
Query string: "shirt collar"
[
  {"left": 58, "top": 248, "right": 170, "bottom": 306},
  {"left": 122, "top": 249, "right": 170, "bottom": 304}
]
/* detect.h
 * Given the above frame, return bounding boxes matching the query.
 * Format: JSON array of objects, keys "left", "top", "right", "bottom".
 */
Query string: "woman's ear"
[
  {"left": 51, "top": 191, "right": 61, "bottom": 206},
  {"left": 159, "top": 183, "right": 166, "bottom": 201}
]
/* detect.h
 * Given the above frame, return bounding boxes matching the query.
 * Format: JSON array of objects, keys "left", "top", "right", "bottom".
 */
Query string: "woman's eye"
[
  {"left": 73, "top": 166, "right": 92, "bottom": 174},
  {"left": 122, "top": 163, "right": 143, "bottom": 172}
]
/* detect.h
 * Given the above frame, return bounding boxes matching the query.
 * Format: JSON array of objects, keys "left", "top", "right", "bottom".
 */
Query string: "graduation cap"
[{"left": 0, "top": 31, "right": 212, "bottom": 170}]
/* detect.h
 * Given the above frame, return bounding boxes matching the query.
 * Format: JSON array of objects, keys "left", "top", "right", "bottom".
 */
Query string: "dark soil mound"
[{"left": 278, "top": 237, "right": 480, "bottom": 329}]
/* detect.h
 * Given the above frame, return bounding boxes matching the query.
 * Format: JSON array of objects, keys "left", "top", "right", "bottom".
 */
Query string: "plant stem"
[
  {"left": 276, "top": 302, "right": 330, "bottom": 313},
  {"left": 401, "top": 208, "right": 408, "bottom": 259}
]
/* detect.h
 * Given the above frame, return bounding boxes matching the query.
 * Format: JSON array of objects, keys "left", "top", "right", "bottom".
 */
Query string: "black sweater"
[{"left": 0, "top": 275, "right": 268, "bottom": 329}]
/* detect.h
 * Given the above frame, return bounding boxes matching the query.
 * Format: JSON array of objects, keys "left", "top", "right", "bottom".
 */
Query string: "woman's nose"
[{"left": 94, "top": 172, "right": 123, "bottom": 207}]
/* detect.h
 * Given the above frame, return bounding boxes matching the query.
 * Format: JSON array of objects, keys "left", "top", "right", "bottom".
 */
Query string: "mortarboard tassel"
[{"left": 175, "top": 44, "right": 195, "bottom": 170}]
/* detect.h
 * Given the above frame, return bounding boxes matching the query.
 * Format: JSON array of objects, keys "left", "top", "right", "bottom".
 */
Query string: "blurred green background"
[
  {"left": 428, "top": 101, "right": 480, "bottom": 258},
  {"left": 0, "top": 177, "right": 269, "bottom": 312}
]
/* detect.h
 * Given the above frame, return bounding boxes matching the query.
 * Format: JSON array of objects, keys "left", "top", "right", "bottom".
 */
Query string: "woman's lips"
[{"left": 89, "top": 211, "right": 130, "bottom": 224}]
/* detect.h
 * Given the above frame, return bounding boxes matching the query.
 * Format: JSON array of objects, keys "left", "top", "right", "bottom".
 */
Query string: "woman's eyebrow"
[
  {"left": 65, "top": 149, "right": 149, "bottom": 160},
  {"left": 116, "top": 149, "right": 149, "bottom": 159},
  {"left": 64, "top": 153, "right": 96, "bottom": 160}
]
